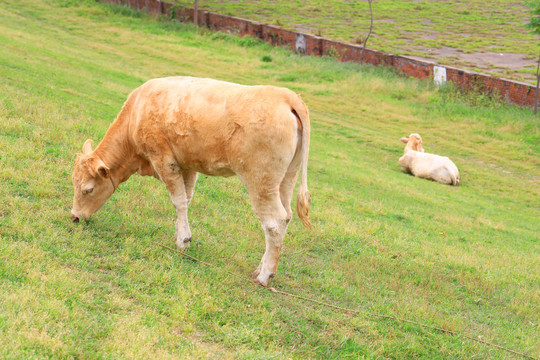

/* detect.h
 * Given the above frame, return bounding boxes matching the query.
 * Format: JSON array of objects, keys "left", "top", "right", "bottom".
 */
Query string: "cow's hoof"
[
  {"left": 252, "top": 276, "right": 269, "bottom": 287},
  {"left": 253, "top": 272, "right": 275, "bottom": 287},
  {"left": 251, "top": 264, "right": 263, "bottom": 279},
  {"left": 175, "top": 237, "right": 192, "bottom": 250}
]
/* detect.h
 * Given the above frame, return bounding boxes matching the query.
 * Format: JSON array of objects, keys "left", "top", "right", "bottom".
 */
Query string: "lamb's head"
[{"left": 400, "top": 133, "right": 424, "bottom": 153}]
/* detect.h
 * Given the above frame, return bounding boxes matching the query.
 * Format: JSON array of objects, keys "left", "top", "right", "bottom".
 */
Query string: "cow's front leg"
[
  {"left": 154, "top": 161, "right": 192, "bottom": 249},
  {"left": 170, "top": 180, "right": 192, "bottom": 250}
]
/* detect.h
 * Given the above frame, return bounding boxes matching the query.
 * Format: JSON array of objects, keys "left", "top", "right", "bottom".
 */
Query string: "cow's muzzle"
[{"left": 70, "top": 211, "right": 80, "bottom": 223}]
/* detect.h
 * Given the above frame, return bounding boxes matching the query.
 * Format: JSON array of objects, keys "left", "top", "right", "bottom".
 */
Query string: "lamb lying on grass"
[{"left": 399, "top": 133, "right": 460, "bottom": 185}]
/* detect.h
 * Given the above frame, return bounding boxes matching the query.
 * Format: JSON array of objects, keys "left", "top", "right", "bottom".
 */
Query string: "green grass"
[
  {"left": 173, "top": 0, "right": 540, "bottom": 83},
  {"left": 1, "top": 0, "right": 539, "bottom": 358}
]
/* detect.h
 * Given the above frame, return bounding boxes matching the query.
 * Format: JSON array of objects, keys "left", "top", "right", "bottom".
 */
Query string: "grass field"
[
  {"left": 173, "top": 0, "right": 540, "bottom": 83},
  {"left": 1, "top": 0, "right": 539, "bottom": 358}
]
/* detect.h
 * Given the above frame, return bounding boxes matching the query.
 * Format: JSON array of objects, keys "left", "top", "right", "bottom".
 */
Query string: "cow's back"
[
  {"left": 406, "top": 152, "right": 458, "bottom": 184},
  {"left": 127, "top": 77, "right": 300, "bottom": 177}
]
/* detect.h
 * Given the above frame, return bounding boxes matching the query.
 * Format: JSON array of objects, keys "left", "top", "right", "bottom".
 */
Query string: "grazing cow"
[
  {"left": 399, "top": 133, "right": 460, "bottom": 185},
  {"left": 71, "top": 76, "right": 312, "bottom": 286}
]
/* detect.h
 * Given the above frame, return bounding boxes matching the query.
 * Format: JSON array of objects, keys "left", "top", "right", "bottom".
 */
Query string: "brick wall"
[{"left": 100, "top": 0, "right": 538, "bottom": 108}]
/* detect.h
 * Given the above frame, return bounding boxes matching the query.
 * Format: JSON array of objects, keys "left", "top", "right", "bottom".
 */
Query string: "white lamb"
[{"left": 399, "top": 133, "right": 460, "bottom": 185}]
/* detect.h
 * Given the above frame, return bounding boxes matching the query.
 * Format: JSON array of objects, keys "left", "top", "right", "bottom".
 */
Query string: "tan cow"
[
  {"left": 399, "top": 133, "right": 460, "bottom": 185},
  {"left": 71, "top": 76, "right": 312, "bottom": 286}
]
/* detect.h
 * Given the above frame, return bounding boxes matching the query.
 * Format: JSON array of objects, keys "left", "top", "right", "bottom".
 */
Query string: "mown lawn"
[{"left": 0, "top": 0, "right": 538, "bottom": 359}]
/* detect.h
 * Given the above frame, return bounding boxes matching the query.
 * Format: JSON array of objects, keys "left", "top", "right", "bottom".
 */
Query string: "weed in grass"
[{"left": 434, "top": 81, "right": 503, "bottom": 109}]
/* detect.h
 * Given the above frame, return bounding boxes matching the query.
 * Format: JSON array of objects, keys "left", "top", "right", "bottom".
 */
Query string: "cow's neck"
[
  {"left": 94, "top": 119, "right": 139, "bottom": 188},
  {"left": 404, "top": 145, "right": 417, "bottom": 154}
]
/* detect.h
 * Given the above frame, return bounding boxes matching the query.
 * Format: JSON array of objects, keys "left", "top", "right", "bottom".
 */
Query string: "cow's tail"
[{"left": 291, "top": 95, "right": 312, "bottom": 230}]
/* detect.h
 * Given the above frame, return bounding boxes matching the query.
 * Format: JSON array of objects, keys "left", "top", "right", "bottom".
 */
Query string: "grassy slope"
[
  {"left": 0, "top": 0, "right": 539, "bottom": 358},
  {"left": 174, "top": 0, "right": 539, "bottom": 83}
]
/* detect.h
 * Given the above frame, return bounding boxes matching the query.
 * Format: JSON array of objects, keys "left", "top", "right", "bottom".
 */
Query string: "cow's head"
[
  {"left": 400, "top": 133, "right": 424, "bottom": 153},
  {"left": 71, "top": 139, "right": 115, "bottom": 223}
]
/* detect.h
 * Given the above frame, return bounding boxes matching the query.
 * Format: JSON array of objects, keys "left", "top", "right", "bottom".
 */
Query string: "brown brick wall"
[
  {"left": 393, "top": 56, "right": 433, "bottom": 80},
  {"left": 261, "top": 25, "right": 297, "bottom": 52},
  {"left": 98, "top": 0, "right": 538, "bottom": 108},
  {"left": 303, "top": 33, "right": 323, "bottom": 56},
  {"left": 322, "top": 39, "right": 362, "bottom": 62},
  {"left": 361, "top": 48, "right": 394, "bottom": 67},
  {"left": 208, "top": 13, "right": 262, "bottom": 38}
]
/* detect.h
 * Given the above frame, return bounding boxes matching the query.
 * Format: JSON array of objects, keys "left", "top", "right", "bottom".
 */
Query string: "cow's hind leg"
[
  {"left": 251, "top": 172, "right": 300, "bottom": 285},
  {"left": 248, "top": 185, "right": 289, "bottom": 287},
  {"left": 183, "top": 170, "right": 198, "bottom": 206},
  {"left": 153, "top": 160, "right": 193, "bottom": 250},
  {"left": 279, "top": 132, "right": 302, "bottom": 225},
  {"left": 279, "top": 170, "right": 300, "bottom": 225}
]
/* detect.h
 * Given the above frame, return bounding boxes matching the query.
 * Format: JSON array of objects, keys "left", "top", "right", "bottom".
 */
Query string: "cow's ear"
[
  {"left": 83, "top": 139, "right": 93, "bottom": 154},
  {"left": 400, "top": 137, "right": 409, "bottom": 144},
  {"left": 97, "top": 164, "right": 110, "bottom": 179}
]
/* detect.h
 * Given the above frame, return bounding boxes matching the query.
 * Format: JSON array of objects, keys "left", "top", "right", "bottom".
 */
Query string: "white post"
[{"left": 433, "top": 66, "right": 447, "bottom": 86}]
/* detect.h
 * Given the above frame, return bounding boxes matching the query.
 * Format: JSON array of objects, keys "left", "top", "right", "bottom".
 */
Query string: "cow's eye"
[{"left": 82, "top": 187, "right": 94, "bottom": 195}]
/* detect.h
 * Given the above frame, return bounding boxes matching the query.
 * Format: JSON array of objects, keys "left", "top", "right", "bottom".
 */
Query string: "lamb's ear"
[
  {"left": 82, "top": 139, "right": 93, "bottom": 154},
  {"left": 400, "top": 137, "right": 409, "bottom": 144}
]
